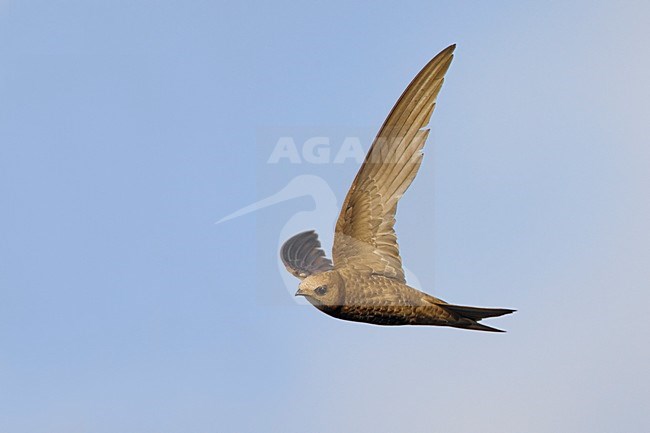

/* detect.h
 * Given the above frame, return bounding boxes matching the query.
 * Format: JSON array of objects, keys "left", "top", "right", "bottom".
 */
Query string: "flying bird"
[{"left": 281, "top": 45, "right": 515, "bottom": 332}]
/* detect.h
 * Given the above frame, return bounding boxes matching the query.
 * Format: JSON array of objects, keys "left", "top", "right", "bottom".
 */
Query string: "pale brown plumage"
[{"left": 281, "top": 45, "right": 515, "bottom": 332}]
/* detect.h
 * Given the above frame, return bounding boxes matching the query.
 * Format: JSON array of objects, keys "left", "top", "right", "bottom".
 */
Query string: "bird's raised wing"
[
  {"left": 333, "top": 45, "right": 455, "bottom": 282},
  {"left": 281, "top": 230, "right": 333, "bottom": 279}
]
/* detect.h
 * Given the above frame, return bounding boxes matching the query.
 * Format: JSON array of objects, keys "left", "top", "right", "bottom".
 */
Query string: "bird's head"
[{"left": 295, "top": 271, "right": 344, "bottom": 307}]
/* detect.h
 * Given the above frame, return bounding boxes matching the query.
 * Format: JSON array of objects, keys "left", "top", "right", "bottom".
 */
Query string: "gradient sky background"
[{"left": 2, "top": 1, "right": 650, "bottom": 432}]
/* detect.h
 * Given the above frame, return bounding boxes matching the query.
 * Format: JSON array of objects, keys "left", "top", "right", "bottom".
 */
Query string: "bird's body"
[
  {"left": 311, "top": 270, "right": 451, "bottom": 327},
  {"left": 281, "top": 45, "right": 515, "bottom": 332}
]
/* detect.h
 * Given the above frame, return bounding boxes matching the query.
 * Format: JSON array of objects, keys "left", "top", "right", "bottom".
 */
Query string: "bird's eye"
[{"left": 314, "top": 285, "right": 328, "bottom": 296}]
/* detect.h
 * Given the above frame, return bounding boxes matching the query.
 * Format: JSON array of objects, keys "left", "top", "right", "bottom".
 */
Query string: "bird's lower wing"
[{"left": 281, "top": 230, "right": 333, "bottom": 279}]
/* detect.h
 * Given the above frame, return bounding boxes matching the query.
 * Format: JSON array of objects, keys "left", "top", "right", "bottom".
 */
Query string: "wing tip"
[{"left": 438, "top": 43, "right": 456, "bottom": 59}]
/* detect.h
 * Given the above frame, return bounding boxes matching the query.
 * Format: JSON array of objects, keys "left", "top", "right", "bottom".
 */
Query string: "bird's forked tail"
[{"left": 442, "top": 303, "right": 516, "bottom": 332}]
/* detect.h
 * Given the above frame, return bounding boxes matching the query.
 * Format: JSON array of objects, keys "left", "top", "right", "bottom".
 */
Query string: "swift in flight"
[{"left": 282, "top": 45, "right": 515, "bottom": 332}]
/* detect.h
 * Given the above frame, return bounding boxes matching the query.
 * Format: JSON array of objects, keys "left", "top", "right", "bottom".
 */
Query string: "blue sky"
[{"left": 1, "top": 1, "right": 649, "bottom": 432}]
